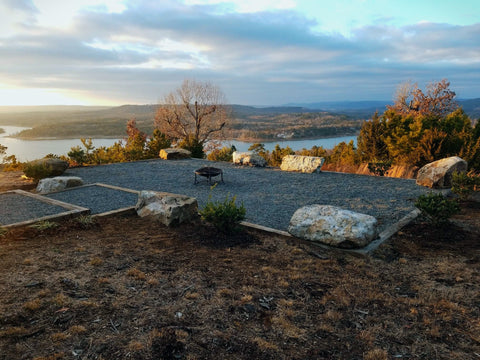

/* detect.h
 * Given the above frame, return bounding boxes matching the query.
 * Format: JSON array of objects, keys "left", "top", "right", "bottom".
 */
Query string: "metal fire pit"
[{"left": 194, "top": 167, "right": 224, "bottom": 185}]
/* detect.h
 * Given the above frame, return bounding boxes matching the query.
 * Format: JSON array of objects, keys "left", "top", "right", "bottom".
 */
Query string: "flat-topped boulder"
[
  {"left": 136, "top": 190, "right": 198, "bottom": 226},
  {"left": 159, "top": 148, "right": 191, "bottom": 160},
  {"left": 232, "top": 151, "right": 267, "bottom": 167},
  {"left": 288, "top": 205, "right": 378, "bottom": 248},
  {"left": 25, "top": 158, "right": 69, "bottom": 178},
  {"left": 416, "top": 156, "right": 467, "bottom": 188},
  {"left": 280, "top": 155, "right": 325, "bottom": 173},
  {"left": 36, "top": 176, "right": 84, "bottom": 194}
]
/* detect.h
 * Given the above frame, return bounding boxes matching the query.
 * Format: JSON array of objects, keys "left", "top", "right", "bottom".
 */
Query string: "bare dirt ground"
[
  {"left": 0, "top": 171, "right": 35, "bottom": 192},
  {"left": 0, "top": 173, "right": 479, "bottom": 360}
]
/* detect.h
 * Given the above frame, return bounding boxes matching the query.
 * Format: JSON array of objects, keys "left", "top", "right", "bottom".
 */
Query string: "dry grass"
[
  {"left": 0, "top": 212, "right": 478, "bottom": 360},
  {"left": 126, "top": 267, "right": 146, "bottom": 280}
]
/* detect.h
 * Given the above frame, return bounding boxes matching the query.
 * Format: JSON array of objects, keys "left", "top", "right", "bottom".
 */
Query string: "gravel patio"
[{"left": 50, "top": 158, "right": 432, "bottom": 233}]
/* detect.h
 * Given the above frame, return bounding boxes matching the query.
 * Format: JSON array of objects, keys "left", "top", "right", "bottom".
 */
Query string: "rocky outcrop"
[
  {"left": 232, "top": 151, "right": 267, "bottom": 167},
  {"left": 25, "top": 158, "right": 69, "bottom": 177},
  {"left": 280, "top": 155, "right": 325, "bottom": 173},
  {"left": 416, "top": 156, "right": 468, "bottom": 188},
  {"left": 36, "top": 176, "right": 84, "bottom": 194},
  {"left": 135, "top": 190, "right": 198, "bottom": 226},
  {"left": 159, "top": 148, "right": 191, "bottom": 160},
  {"left": 288, "top": 205, "right": 378, "bottom": 248}
]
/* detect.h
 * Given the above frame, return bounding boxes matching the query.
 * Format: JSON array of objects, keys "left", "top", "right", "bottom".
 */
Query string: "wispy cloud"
[{"left": 0, "top": 0, "right": 478, "bottom": 105}]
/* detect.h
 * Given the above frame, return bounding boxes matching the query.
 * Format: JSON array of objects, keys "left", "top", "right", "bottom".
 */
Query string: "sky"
[{"left": 0, "top": 0, "right": 478, "bottom": 106}]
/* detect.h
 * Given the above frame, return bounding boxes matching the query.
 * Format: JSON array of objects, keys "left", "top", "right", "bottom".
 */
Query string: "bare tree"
[
  {"left": 388, "top": 79, "right": 457, "bottom": 117},
  {"left": 154, "top": 80, "right": 229, "bottom": 155}
]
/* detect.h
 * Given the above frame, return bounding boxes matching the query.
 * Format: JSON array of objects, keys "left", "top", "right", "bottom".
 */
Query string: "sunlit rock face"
[
  {"left": 416, "top": 156, "right": 467, "bottom": 189},
  {"left": 36, "top": 176, "right": 84, "bottom": 194},
  {"left": 159, "top": 148, "right": 191, "bottom": 160},
  {"left": 232, "top": 151, "right": 266, "bottom": 167},
  {"left": 288, "top": 205, "right": 378, "bottom": 248},
  {"left": 280, "top": 155, "right": 325, "bottom": 173},
  {"left": 136, "top": 190, "right": 198, "bottom": 226}
]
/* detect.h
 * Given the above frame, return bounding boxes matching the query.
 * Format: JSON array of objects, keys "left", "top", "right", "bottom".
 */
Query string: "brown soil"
[
  {"left": 1, "top": 176, "right": 479, "bottom": 360},
  {"left": 0, "top": 171, "right": 36, "bottom": 192}
]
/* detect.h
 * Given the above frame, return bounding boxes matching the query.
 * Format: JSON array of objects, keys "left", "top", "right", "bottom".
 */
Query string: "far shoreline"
[{"left": 8, "top": 132, "right": 360, "bottom": 143}]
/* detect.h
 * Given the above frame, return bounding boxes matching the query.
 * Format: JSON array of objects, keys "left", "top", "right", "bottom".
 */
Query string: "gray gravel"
[
  {"left": 0, "top": 192, "right": 69, "bottom": 225},
  {"left": 45, "top": 185, "right": 138, "bottom": 215},
  {"left": 59, "top": 158, "right": 430, "bottom": 232}
]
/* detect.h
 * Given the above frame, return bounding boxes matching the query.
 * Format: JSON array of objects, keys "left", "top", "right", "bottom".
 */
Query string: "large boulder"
[
  {"left": 416, "top": 156, "right": 467, "bottom": 188},
  {"left": 288, "top": 205, "right": 378, "bottom": 248},
  {"left": 136, "top": 190, "right": 198, "bottom": 226},
  {"left": 159, "top": 148, "right": 191, "bottom": 160},
  {"left": 25, "top": 158, "right": 69, "bottom": 178},
  {"left": 232, "top": 151, "right": 267, "bottom": 167},
  {"left": 280, "top": 155, "right": 325, "bottom": 173},
  {"left": 36, "top": 176, "right": 84, "bottom": 194}
]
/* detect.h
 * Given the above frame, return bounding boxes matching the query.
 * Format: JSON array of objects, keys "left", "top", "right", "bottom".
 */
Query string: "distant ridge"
[
  {"left": 285, "top": 100, "right": 392, "bottom": 111},
  {"left": 287, "top": 98, "right": 480, "bottom": 119},
  {"left": 0, "top": 105, "right": 111, "bottom": 114},
  {"left": 458, "top": 98, "right": 480, "bottom": 119}
]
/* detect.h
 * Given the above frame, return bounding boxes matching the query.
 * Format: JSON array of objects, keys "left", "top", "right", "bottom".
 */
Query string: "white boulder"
[
  {"left": 136, "top": 190, "right": 198, "bottom": 226},
  {"left": 36, "top": 176, "right": 84, "bottom": 194},
  {"left": 288, "top": 205, "right": 378, "bottom": 248},
  {"left": 232, "top": 151, "right": 267, "bottom": 167},
  {"left": 416, "top": 156, "right": 467, "bottom": 188},
  {"left": 280, "top": 155, "right": 325, "bottom": 173}
]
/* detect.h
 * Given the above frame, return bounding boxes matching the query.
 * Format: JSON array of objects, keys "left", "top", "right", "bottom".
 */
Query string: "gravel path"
[{"left": 57, "top": 158, "right": 430, "bottom": 232}]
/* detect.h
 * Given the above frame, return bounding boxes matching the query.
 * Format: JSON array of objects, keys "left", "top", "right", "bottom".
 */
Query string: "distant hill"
[
  {"left": 288, "top": 99, "right": 480, "bottom": 119},
  {"left": 231, "top": 104, "right": 312, "bottom": 116},
  {"left": 0, "top": 104, "right": 363, "bottom": 140},
  {"left": 0, "top": 99, "right": 477, "bottom": 140},
  {"left": 286, "top": 100, "right": 391, "bottom": 111},
  {"left": 0, "top": 105, "right": 110, "bottom": 114},
  {"left": 285, "top": 101, "right": 392, "bottom": 118},
  {"left": 458, "top": 98, "right": 480, "bottom": 119}
]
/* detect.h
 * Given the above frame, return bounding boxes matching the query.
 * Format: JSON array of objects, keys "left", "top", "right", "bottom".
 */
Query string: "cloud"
[
  {"left": 183, "top": 0, "right": 296, "bottom": 13},
  {"left": 0, "top": 0, "right": 478, "bottom": 105}
]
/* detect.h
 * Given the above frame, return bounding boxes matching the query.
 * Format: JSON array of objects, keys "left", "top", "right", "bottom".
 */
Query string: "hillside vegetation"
[{"left": 0, "top": 104, "right": 366, "bottom": 141}]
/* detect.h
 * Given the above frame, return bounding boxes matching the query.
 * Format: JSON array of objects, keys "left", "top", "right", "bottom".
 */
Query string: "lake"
[{"left": 0, "top": 125, "right": 357, "bottom": 161}]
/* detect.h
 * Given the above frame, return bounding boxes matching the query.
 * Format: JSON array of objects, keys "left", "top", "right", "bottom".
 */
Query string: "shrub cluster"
[
  {"left": 200, "top": 191, "right": 246, "bottom": 234},
  {"left": 67, "top": 120, "right": 171, "bottom": 166},
  {"left": 356, "top": 81, "right": 480, "bottom": 171},
  {"left": 415, "top": 193, "right": 460, "bottom": 226},
  {"left": 207, "top": 145, "right": 236, "bottom": 162}
]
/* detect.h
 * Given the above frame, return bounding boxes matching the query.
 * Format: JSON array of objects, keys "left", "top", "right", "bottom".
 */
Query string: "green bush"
[
  {"left": 178, "top": 135, "right": 204, "bottom": 158},
  {"left": 451, "top": 170, "right": 480, "bottom": 201},
  {"left": 415, "top": 193, "right": 460, "bottom": 226},
  {"left": 200, "top": 192, "right": 246, "bottom": 234}
]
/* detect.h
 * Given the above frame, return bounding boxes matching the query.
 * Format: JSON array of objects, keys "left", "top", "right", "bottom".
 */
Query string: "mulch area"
[{"left": 0, "top": 198, "right": 479, "bottom": 359}]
